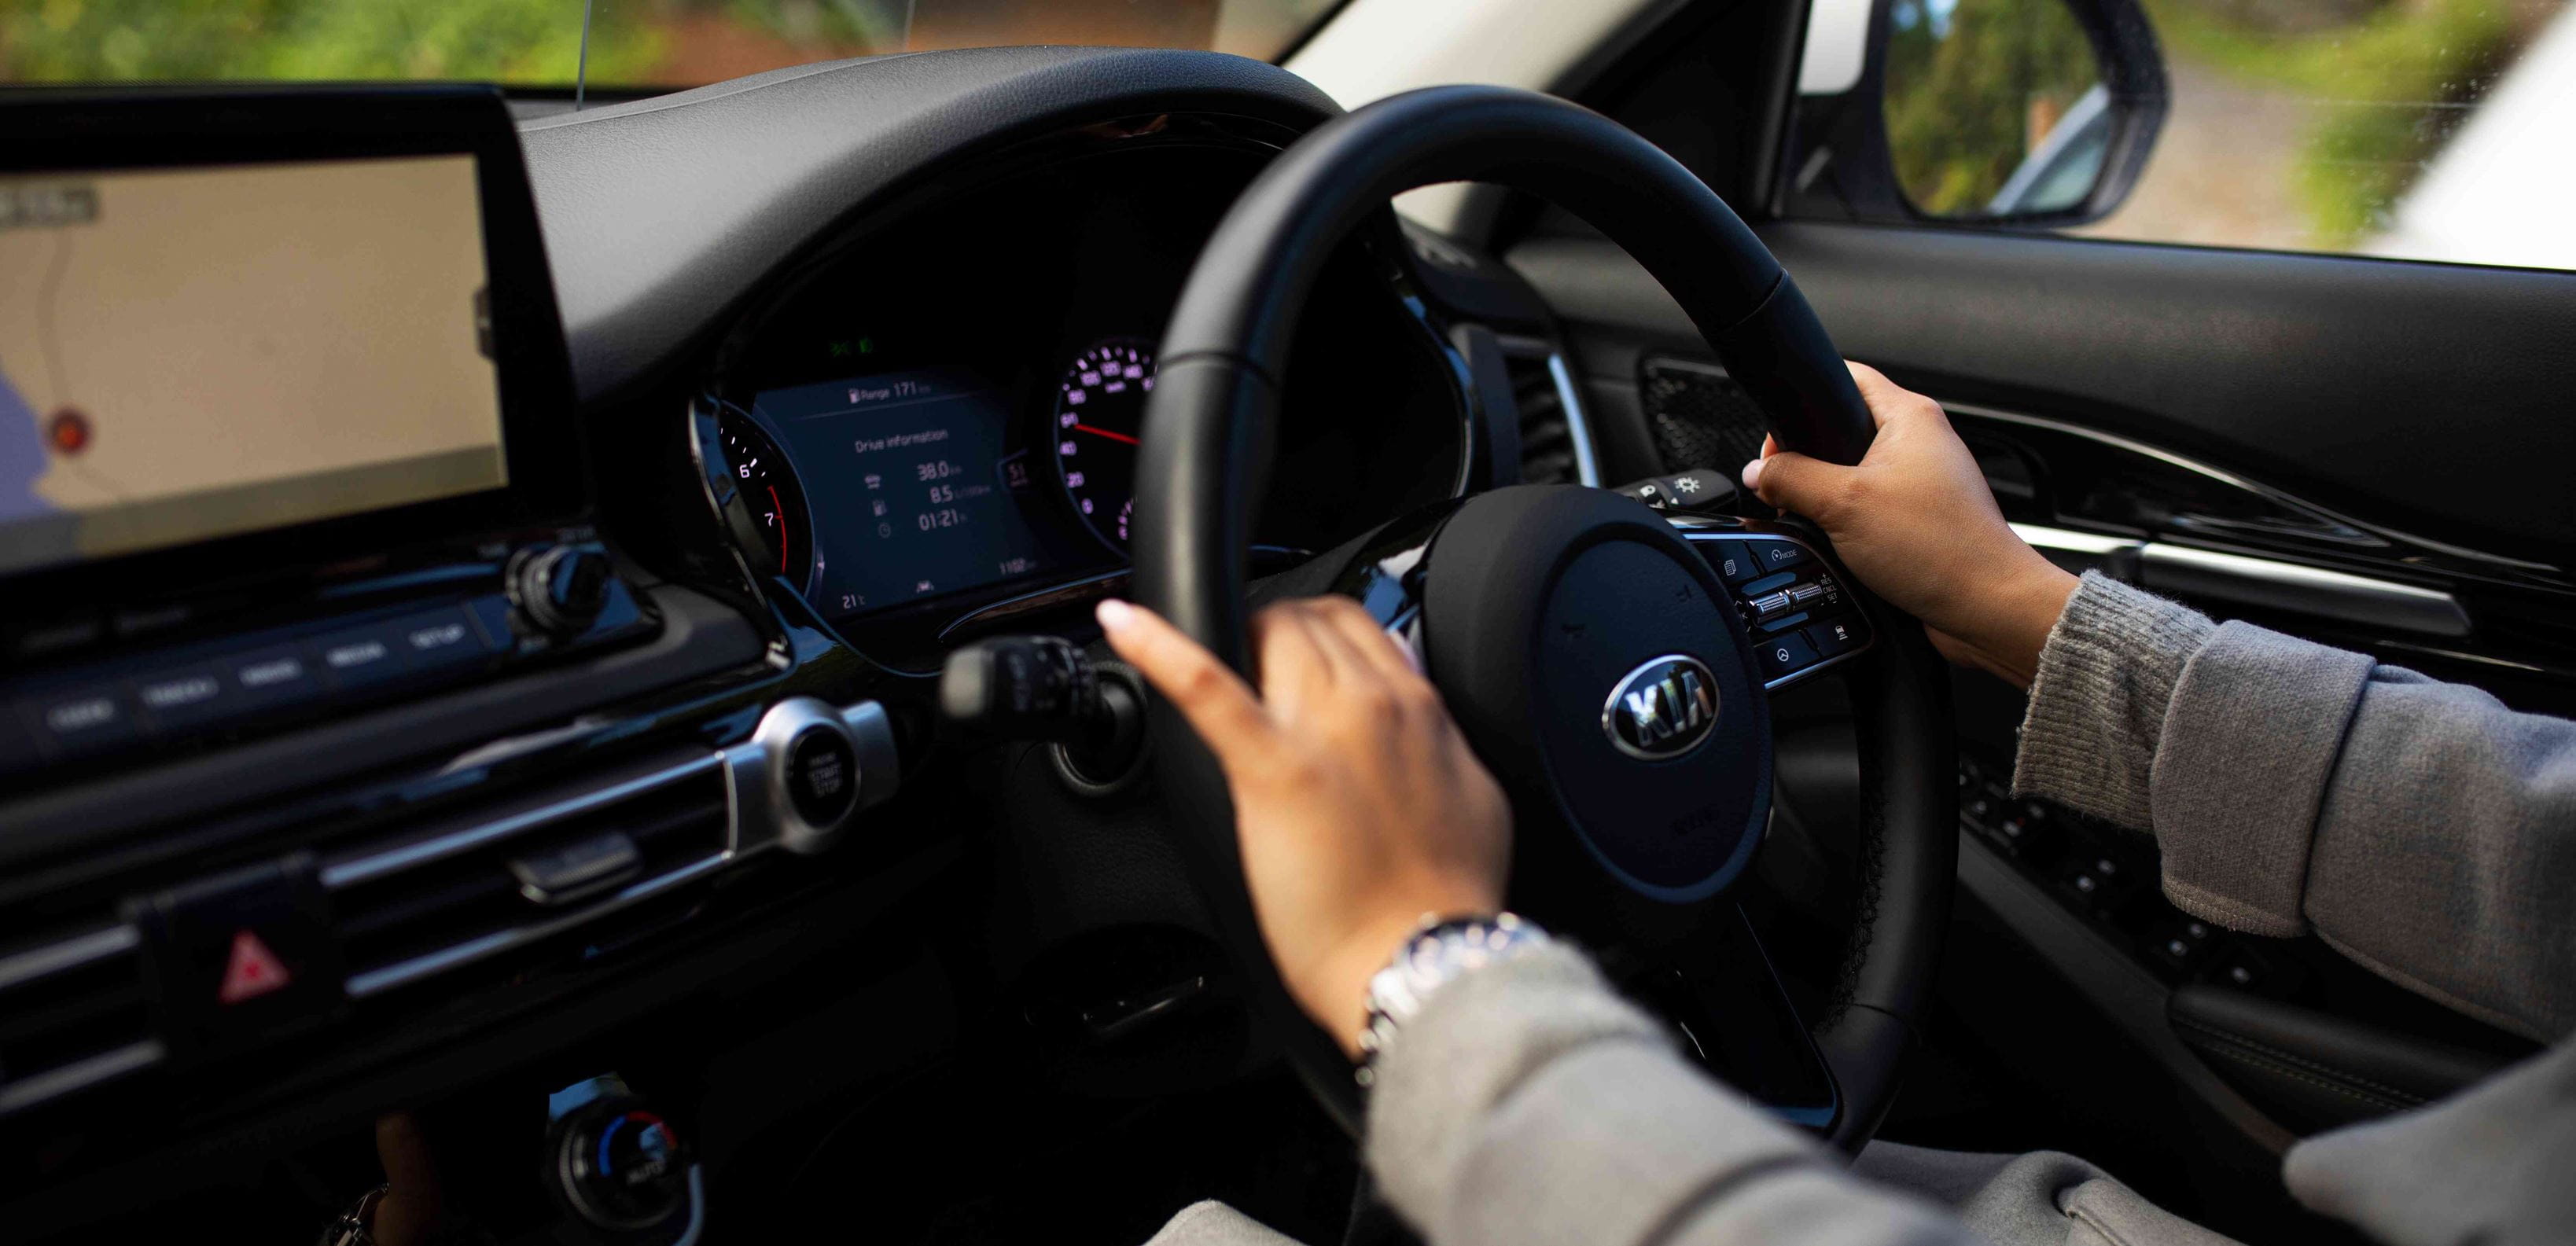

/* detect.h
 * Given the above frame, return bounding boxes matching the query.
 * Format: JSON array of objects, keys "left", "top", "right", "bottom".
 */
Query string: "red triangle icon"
[{"left": 217, "top": 929, "right": 292, "bottom": 1005}]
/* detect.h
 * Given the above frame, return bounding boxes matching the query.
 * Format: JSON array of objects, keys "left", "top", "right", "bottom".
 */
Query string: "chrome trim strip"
[
  {"left": 2140, "top": 542, "right": 2471, "bottom": 638},
  {"left": 322, "top": 753, "right": 723, "bottom": 889},
  {"left": 0, "top": 1040, "right": 164, "bottom": 1116},
  {"left": 344, "top": 851, "right": 730, "bottom": 998},
  {"left": 2010, "top": 523, "right": 2140, "bottom": 557},
  {"left": 2011, "top": 522, "right": 2471, "bottom": 637},
  {"left": 1949, "top": 402, "right": 2560, "bottom": 578},
  {"left": 0, "top": 924, "right": 139, "bottom": 994},
  {"left": 1546, "top": 352, "right": 1603, "bottom": 487}
]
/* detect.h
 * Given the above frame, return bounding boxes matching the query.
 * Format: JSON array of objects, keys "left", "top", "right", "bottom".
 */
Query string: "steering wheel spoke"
[{"left": 1604, "top": 906, "right": 1842, "bottom": 1130}]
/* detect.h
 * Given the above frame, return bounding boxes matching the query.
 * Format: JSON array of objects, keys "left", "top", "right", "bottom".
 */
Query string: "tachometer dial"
[
  {"left": 1051, "top": 338, "right": 1155, "bottom": 551},
  {"left": 716, "top": 407, "right": 815, "bottom": 590}
]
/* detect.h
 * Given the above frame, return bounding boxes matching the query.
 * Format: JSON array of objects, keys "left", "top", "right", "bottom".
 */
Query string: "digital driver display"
[
  {"left": 0, "top": 155, "right": 509, "bottom": 578},
  {"left": 747, "top": 368, "right": 1068, "bottom": 614}
]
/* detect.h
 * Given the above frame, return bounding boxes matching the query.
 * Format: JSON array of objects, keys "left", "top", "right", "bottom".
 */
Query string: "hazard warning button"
[
  {"left": 131, "top": 853, "right": 344, "bottom": 1057},
  {"left": 217, "top": 929, "right": 293, "bottom": 1005}
]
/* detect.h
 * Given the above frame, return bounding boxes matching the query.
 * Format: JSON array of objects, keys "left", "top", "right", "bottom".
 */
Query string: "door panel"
[
  {"left": 1503, "top": 215, "right": 2571, "bottom": 1230},
  {"left": 1512, "top": 226, "right": 2576, "bottom": 565}
]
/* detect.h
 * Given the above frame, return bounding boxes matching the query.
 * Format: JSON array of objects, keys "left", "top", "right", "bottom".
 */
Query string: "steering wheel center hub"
[{"left": 1420, "top": 487, "right": 1772, "bottom": 903}]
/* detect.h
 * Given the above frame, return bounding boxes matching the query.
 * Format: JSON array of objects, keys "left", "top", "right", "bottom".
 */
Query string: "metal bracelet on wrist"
[
  {"left": 1355, "top": 911, "right": 1551, "bottom": 1086},
  {"left": 317, "top": 1185, "right": 388, "bottom": 1246}
]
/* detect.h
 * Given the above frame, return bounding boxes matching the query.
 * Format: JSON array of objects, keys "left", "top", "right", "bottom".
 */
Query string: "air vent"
[
  {"left": 0, "top": 924, "right": 161, "bottom": 1116},
  {"left": 322, "top": 751, "right": 731, "bottom": 998},
  {"left": 1640, "top": 358, "right": 1771, "bottom": 479},
  {"left": 1498, "top": 335, "right": 1599, "bottom": 487}
]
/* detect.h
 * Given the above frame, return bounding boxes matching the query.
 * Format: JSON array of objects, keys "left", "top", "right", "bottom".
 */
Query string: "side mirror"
[{"left": 1782, "top": 0, "right": 2168, "bottom": 226}]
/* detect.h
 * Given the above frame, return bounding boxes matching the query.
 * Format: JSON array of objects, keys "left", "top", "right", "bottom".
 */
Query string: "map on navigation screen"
[{"left": 0, "top": 154, "right": 509, "bottom": 579}]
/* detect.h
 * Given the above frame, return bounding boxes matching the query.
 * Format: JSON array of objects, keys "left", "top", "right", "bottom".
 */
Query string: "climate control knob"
[{"left": 549, "top": 1096, "right": 691, "bottom": 1233}]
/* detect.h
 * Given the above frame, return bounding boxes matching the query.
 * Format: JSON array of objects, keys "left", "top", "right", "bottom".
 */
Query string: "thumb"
[{"left": 1741, "top": 447, "right": 1854, "bottom": 524}]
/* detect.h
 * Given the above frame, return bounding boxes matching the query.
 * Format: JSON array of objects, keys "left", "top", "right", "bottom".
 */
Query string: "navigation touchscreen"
[{"left": 0, "top": 154, "right": 508, "bottom": 579}]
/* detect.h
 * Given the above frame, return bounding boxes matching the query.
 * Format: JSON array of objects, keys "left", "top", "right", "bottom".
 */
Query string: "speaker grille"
[{"left": 1641, "top": 358, "right": 1770, "bottom": 476}]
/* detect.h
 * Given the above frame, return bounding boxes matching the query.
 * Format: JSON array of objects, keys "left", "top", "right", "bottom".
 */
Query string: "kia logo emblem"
[{"left": 1602, "top": 654, "right": 1720, "bottom": 760}]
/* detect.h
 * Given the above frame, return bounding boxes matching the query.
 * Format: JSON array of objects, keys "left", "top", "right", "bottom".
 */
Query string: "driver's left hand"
[{"left": 1098, "top": 596, "right": 1511, "bottom": 1055}]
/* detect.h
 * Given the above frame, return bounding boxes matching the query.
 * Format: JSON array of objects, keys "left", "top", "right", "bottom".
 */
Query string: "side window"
[{"left": 1784, "top": 0, "right": 2576, "bottom": 271}]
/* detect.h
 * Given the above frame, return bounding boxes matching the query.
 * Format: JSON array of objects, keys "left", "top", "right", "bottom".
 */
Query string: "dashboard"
[
  {"left": 0, "top": 55, "right": 1545, "bottom": 1245},
  {"left": 689, "top": 139, "right": 1472, "bottom": 666}
]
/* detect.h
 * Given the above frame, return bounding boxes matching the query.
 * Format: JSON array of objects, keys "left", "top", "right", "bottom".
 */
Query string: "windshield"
[{"left": 0, "top": 0, "right": 1345, "bottom": 91}]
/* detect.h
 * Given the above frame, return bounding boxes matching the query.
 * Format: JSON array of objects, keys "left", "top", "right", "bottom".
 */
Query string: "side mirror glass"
[
  {"left": 1884, "top": 0, "right": 2107, "bottom": 218},
  {"left": 1783, "top": 0, "right": 2168, "bottom": 226}
]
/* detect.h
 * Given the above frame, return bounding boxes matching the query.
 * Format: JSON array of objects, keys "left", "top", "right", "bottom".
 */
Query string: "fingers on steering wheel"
[
  {"left": 1311, "top": 596, "right": 1422, "bottom": 688},
  {"left": 1097, "top": 599, "right": 1274, "bottom": 758}
]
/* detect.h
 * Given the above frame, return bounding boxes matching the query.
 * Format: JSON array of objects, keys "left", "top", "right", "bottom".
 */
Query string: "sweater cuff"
[
  {"left": 2147, "top": 620, "right": 2374, "bottom": 935},
  {"left": 1363, "top": 943, "right": 1827, "bottom": 1244},
  {"left": 1364, "top": 945, "right": 1669, "bottom": 1226},
  {"left": 2012, "top": 572, "right": 2215, "bottom": 831}
]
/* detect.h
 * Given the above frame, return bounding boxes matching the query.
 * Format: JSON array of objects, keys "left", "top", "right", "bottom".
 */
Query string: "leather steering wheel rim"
[{"left": 1133, "top": 85, "right": 1956, "bottom": 1147}]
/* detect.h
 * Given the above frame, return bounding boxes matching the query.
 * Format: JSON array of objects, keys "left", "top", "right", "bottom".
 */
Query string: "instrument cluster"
[{"left": 694, "top": 140, "right": 1470, "bottom": 665}]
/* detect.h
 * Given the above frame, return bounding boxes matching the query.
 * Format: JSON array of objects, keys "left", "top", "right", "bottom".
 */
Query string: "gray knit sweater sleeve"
[
  {"left": 1365, "top": 943, "right": 1970, "bottom": 1246},
  {"left": 2013, "top": 572, "right": 2576, "bottom": 1040}
]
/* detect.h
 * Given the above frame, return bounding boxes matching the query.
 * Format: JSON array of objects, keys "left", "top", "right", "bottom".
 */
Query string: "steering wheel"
[{"left": 1132, "top": 86, "right": 1956, "bottom": 1149}]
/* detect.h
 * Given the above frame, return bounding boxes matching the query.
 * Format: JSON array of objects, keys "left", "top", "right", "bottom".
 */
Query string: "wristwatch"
[
  {"left": 1356, "top": 911, "right": 1553, "bottom": 1086},
  {"left": 317, "top": 1185, "right": 387, "bottom": 1246}
]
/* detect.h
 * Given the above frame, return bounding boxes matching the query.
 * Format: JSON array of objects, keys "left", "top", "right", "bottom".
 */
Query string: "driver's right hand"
[
  {"left": 1743, "top": 362, "right": 2078, "bottom": 688},
  {"left": 1098, "top": 595, "right": 1511, "bottom": 1057}
]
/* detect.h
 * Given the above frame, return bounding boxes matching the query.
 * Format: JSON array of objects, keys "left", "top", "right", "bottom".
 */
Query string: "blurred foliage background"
[
  {"left": 2139, "top": 0, "right": 2540, "bottom": 244},
  {"left": 0, "top": 0, "right": 1329, "bottom": 87},
  {"left": 1883, "top": 0, "right": 2099, "bottom": 214},
  {"left": 1881, "top": 0, "right": 2568, "bottom": 246}
]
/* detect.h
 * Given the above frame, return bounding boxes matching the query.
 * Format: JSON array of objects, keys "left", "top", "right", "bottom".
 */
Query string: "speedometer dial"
[
  {"left": 716, "top": 407, "right": 815, "bottom": 590},
  {"left": 1051, "top": 338, "right": 1155, "bottom": 552}
]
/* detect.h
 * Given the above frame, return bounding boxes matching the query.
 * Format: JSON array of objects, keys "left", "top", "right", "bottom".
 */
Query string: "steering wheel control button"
[
  {"left": 1706, "top": 539, "right": 1761, "bottom": 584},
  {"left": 1750, "top": 539, "right": 1809, "bottom": 574},
  {"left": 1602, "top": 655, "right": 1720, "bottom": 761},
  {"left": 1806, "top": 619, "right": 1863, "bottom": 658},
  {"left": 786, "top": 725, "right": 859, "bottom": 826},
  {"left": 1757, "top": 630, "right": 1820, "bottom": 679}
]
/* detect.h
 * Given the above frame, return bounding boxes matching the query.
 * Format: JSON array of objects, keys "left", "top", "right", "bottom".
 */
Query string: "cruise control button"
[
  {"left": 1806, "top": 618, "right": 1862, "bottom": 657},
  {"left": 1757, "top": 631, "right": 1820, "bottom": 679},
  {"left": 313, "top": 625, "right": 408, "bottom": 688},
  {"left": 1750, "top": 540, "right": 1810, "bottom": 574}
]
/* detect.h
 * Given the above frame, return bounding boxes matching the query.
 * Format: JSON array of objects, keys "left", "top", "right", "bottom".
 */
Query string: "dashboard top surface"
[{"left": 517, "top": 46, "right": 1342, "bottom": 402}]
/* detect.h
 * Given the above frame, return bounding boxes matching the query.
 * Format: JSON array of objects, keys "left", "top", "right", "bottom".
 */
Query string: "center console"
[
  {"left": 0, "top": 90, "right": 915, "bottom": 1242},
  {"left": 0, "top": 89, "right": 632, "bottom": 789}
]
